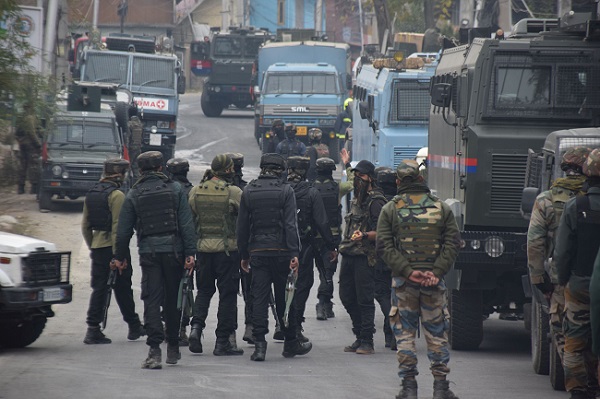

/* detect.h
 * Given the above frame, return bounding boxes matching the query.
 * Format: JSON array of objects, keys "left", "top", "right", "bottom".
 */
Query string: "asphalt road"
[{"left": 0, "top": 93, "right": 569, "bottom": 399}]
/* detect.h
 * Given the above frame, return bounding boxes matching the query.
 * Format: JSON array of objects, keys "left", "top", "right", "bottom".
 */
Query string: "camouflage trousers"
[
  {"left": 550, "top": 285, "right": 565, "bottom": 361},
  {"left": 18, "top": 145, "right": 40, "bottom": 186},
  {"left": 563, "top": 276, "right": 599, "bottom": 393},
  {"left": 390, "top": 277, "right": 450, "bottom": 379}
]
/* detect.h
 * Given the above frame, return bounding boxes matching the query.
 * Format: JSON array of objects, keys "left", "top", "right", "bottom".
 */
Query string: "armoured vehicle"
[
  {"left": 0, "top": 232, "right": 71, "bottom": 348},
  {"left": 199, "top": 26, "right": 271, "bottom": 117},
  {"left": 428, "top": 13, "right": 600, "bottom": 351},
  {"left": 352, "top": 53, "right": 437, "bottom": 168},
  {"left": 521, "top": 128, "right": 600, "bottom": 389},
  {"left": 78, "top": 34, "right": 185, "bottom": 161}
]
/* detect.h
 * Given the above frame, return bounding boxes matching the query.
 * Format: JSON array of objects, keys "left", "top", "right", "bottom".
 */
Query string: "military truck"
[
  {"left": 200, "top": 26, "right": 271, "bottom": 117},
  {"left": 521, "top": 128, "right": 600, "bottom": 389},
  {"left": 428, "top": 13, "right": 600, "bottom": 350},
  {"left": 352, "top": 53, "right": 437, "bottom": 168},
  {"left": 0, "top": 232, "right": 71, "bottom": 348}
]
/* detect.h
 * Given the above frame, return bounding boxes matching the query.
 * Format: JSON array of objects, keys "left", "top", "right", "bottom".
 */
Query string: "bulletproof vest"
[
  {"left": 245, "top": 177, "right": 286, "bottom": 249},
  {"left": 279, "top": 139, "right": 303, "bottom": 159},
  {"left": 128, "top": 116, "right": 143, "bottom": 147},
  {"left": 192, "top": 179, "right": 236, "bottom": 250},
  {"left": 290, "top": 181, "right": 313, "bottom": 239},
  {"left": 85, "top": 182, "right": 118, "bottom": 231},
  {"left": 313, "top": 178, "right": 341, "bottom": 235},
  {"left": 134, "top": 178, "right": 178, "bottom": 238},
  {"left": 394, "top": 192, "right": 445, "bottom": 270},
  {"left": 233, "top": 174, "right": 247, "bottom": 190},
  {"left": 548, "top": 186, "right": 577, "bottom": 256},
  {"left": 574, "top": 194, "right": 600, "bottom": 277},
  {"left": 173, "top": 175, "right": 193, "bottom": 197}
]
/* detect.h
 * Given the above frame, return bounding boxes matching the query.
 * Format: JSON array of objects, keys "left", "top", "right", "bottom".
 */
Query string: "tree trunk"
[{"left": 424, "top": 0, "right": 435, "bottom": 29}]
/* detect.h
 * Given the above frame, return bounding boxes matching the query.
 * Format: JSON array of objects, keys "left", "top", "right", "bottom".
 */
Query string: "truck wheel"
[
  {"left": 523, "top": 302, "right": 532, "bottom": 332},
  {"left": 448, "top": 289, "right": 483, "bottom": 350},
  {"left": 0, "top": 316, "right": 47, "bottom": 348},
  {"left": 201, "top": 91, "right": 223, "bottom": 117},
  {"left": 550, "top": 338, "right": 566, "bottom": 390},
  {"left": 531, "top": 295, "right": 550, "bottom": 375},
  {"left": 114, "top": 102, "right": 130, "bottom": 130},
  {"left": 38, "top": 189, "right": 54, "bottom": 212}
]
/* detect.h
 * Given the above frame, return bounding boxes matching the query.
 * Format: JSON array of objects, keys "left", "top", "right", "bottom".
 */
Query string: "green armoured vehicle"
[{"left": 428, "top": 10, "right": 600, "bottom": 351}]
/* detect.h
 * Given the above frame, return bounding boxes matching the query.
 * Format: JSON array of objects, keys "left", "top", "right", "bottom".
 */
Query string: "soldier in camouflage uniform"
[
  {"left": 127, "top": 109, "right": 143, "bottom": 180},
  {"left": 556, "top": 148, "right": 600, "bottom": 399},
  {"left": 15, "top": 102, "right": 42, "bottom": 195},
  {"left": 377, "top": 160, "right": 460, "bottom": 399},
  {"left": 527, "top": 146, "right": 590, "bottom": 368}
]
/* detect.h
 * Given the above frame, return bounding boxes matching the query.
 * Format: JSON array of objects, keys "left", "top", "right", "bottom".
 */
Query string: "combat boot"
[
  {"left": 273, "top": 324, "right": 285, "bottom": 341},
  {"left": 141, "top": 346, "right": 162, "bottom": 369},
  {"left": 568, "top": 390, "right": 588, "bottom": 399},
  {"left": 242, "top": 324, "right": 254, "bottom": 344},
  {"left": 296, "top": 326, "right": 309, "bottom": 343},
  {"left": 282, "top": 338, "right": 312, "bottom": 358},
  {"left": 17, "top": 184, "right": 25, "bottom": 195},
  {"left": 188, "top": 325, "right": 203, "bottom": 354},
  {"left": 324, "top": 301, "right": 335, "bottom": 318},
  {"left": 433, "top": 379, "right": 459, "bottom": 399},
  {"left": 166, "top": 343, "right": 181, "bottom": 364},
  {"left": 127, "top": 323, "right": 146, "bottom": 341},
  {"left": 214, "top": 339, "right": 244, "bottom": 356},
  {"left": 344, "top": 339, "right": 362, "bottom": 352},
  {"left": 83, "top": 326, "right": 111, "bottom": 344},
  {"left": 251, "top": 341, "right": 267, "bottom": 361},
  {"left": 179, "top": 327, "right": 189, "bottom": 347},
  {"left": 355, "top": 339, "right": 374, "bottom": 355},
  {"left": 396, "top": 378, "right": 418, "bottom": 399},
  {"left": 316, "top": 303, "right": 327, "bottom": 320}
]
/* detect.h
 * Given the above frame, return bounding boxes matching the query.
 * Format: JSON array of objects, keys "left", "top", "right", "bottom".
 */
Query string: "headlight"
[
  {"left": 214, "top": 86, "right": 221, "bottom": 93},
  {"left": 470, "top": 240, "right": 481, "bottom": 250},
  {"left": 62, "top": 171, "right": 69, "bottom": 179},
  {"left": 485, "top": 236, "right": 504, "bottom": 258},
  {"left": 150, "top": 126, "right": 158, "bottom": 134},
  {"left": 265, "top": 133, "right": 271, "bottom": 139},
  {"left": 157, "top": 121, "right": 169, "bottom": 129},
  {"left": 51, "top": 165, "right": 62, "bottom": 176}
]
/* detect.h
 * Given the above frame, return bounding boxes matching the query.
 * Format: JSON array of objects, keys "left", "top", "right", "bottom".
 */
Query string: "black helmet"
[
  {"left": 287, "top": 156, "right": 310, "bottom": 171},
  {"left": 272, "top": 119, "right": 284, "bottom": 129},
  {"left": 308, "top": 128, "right": 323, "bottom": 143},
  {"left": 284, "top": 123, "right": 296, "bottom": 139},
  {"left": 166, "top": 158, "right": 190, "bottom": 175},
  {"left": 316, "top": 157, "right": 336, "bottom": 172},
  {"left": 224, "top": 152, "right": 244, "bottom": 170},
  {"left": 260, "top": 153, "right": 286, "bottom": 171},
  {"left": 375, "top": 167, "right": 396, "bottom": 186},
  {"left": 104, "top": 158, "right": 130, "bottom": 175},
  {"left": 137, "top": 151, "right": 163, "bottom": 171}
]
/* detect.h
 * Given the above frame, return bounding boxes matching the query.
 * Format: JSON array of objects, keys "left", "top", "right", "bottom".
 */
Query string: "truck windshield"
[
  {"left": 82, "top": 53, "right": 128, "bottom": 84},
  {"left": 390, "top": 79, "right": 430, "bottom": 123},
  {"left": 50, "top": 123, "right": 118, "bottom": 150},
  {"left": 131, "top": 56, "right": 175, "bottom": 89},
  {"left": 264, "top": 73, "right": 338, "bottom": 94}
]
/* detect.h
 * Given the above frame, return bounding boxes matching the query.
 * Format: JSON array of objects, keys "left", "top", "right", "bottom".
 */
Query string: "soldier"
[
  {"left": 527, "top": 146, "right": 590, "bottom": 371},
  {"left": 263, "top": 119, "right": 285, "bottom": 154},
  {"left": 286, "top": 156, "right": 337, "bottom": 342},
  {"left": 333, "top": 98, "right": 352, "bottom": 144},
  {"left": 338, "top": 159, "right": 386, "bottom": 355},
  {"left": 224, "top": 152, "right": 248, "bottom": 189},
  {"left": 114, "top": 151, "right": 197, "bottom": 370},
  {"left": 306, "top": 128, "right": 330, "bottom": 182},
  {"left": 556, "top": 148, "right": 600, "bottom": 399},
  {"left": 15, "top": 101, "right": 42, "bottom": 195},
  {"left": 236, "top": 153, "right": 312, "bottom": 361},
  {"left": 188, "top": 154, "right": 243, "bottom": 356},
  {"left": 377, "top": 159, "right": 461, "bottom": 399},
  {"left": 127, "top": 107, "right": 143, "bottom": 180},
  {"left": 81, "top": 158, "right": 145, "bottom": 344},
  {"left": 276, "top": 124, "right": 306, "bottom": 159}
]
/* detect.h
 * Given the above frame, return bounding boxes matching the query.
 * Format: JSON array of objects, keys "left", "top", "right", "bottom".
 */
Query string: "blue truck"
[
  {"left": 351, "top": 53, "right": 438, "bottom": 168},
  {"left": 254, "top": 41, "right": 351, "bottom": 162}
]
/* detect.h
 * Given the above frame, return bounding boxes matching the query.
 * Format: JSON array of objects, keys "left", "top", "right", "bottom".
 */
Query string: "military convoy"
[{"left": 428, "top": 14, "right": 600, "bottom": 351}]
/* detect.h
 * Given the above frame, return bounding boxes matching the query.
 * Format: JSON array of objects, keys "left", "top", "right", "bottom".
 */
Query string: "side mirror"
[
  {"left": 431, "top": 83, "right": 452, "bottom": 108},
  {"left": 177, "top": 75, "right": 186, "bottom": 94},
  {"left": 520, "top": 187, "right": 540, "bottom": 220},
  {"left": 346, "top": 75, "right": 352, "bottom": 90},
  {"left": 358, "top": 101, "right": 369, "bottom": 120}
]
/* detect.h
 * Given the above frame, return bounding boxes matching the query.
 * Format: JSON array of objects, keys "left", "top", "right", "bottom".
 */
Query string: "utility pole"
[
  {"left": 93, "top": 0, "right": 99, "bottom": 30},
  {"left": 315, "top": 0, "right": 323, "bottom": 33},
  {"left": 221, "top": 0, "right": 230, "bottom": 30},
  {"left": 42, "top": 0, "right": 59, "bottom": 77},
  {"left": 358, "top": 0, "right": 364, "bottom": 53}
]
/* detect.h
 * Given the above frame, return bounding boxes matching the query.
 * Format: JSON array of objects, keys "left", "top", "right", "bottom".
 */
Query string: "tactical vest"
[
  {"left": 313, "top": 178, "right": 342, "bottom": 236},
  {"left": 279, "top": 139, "right": 303, "bottom": 159},
  {"left": 233, "top": 174, "right": 247, "bottom": 190},
  {"left": 85, "top": 182, "right": 118, "bottom": 231},
  {"left": 192, "top": 179, "right": 236, "bottom": 251},
  {"left": 291, "top": 181, "right": 313, "bottom": 239},
  {"left": 394, "top": 192, "right": 445, "bottom": 270},
  {"left": 128, "top": 116, "right": 143, "bottom": 147},
  {"left": 173, "top": 176, "right": 193, "bottom": 198},
  {"left": 134, "top": 178, "right": 178, "bottom": 238},
  {"left": 245, "top": 178, "right": 286, "bottom": 250},
  {"left": 574, "top": 194, "right": 600, "bottom": 277}
]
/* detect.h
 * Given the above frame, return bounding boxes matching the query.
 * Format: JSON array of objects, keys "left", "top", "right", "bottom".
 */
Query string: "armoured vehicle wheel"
[
  {"left": 448, "top": 289, "right": 483, "bottom": 350},
  {"left": 523, "top": 302, "right": 532, "bottom": 332},
  {"left": 201, "top": 90, "right": 224, "bottom": 117},
  {"left": 550, "top": 337, "right": 565, "bottom": 390},
  {"left": 0, "top": 316, "right": 47, "bottom": 348},
  {"left": 38, "top": 189, "right": 54, "bottom": 212},
  {"left": 114, "top": 102, "right": 130, "bottom": 131},
  {"left": 531, "top": 295, "right": 550, "bottom": 375}
]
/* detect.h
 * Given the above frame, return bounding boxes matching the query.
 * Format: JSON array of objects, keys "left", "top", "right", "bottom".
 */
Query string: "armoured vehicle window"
[
  {"left": 50, "top": 123, "right": 118, "bottom": 150},
  {"left": 495, "top": 66, "right": 551, "bottom": 107},
  {"left": 245, "top": 38, "right": 265, "bottom": 58},
  {"left": 556, "top": 66, "right": 589, "bottom": 107},
  {"left": 390, "top": 79, "right": 430, "bottom": 123},
  {"left": 82, "top": 53, "right": 129, "bottom": 84},
  {"left": 213, "top": 37, "right": 242, "bottom": 58},
  {"left": 264, "top": 73, "right": 338, "bottom": 94},
  {"left": 132, "top": 56, "right": 175, "bottom": 89}
]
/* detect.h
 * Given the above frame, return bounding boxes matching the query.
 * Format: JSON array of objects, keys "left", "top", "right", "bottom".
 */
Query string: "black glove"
[{"left": 534, "top": 273, "right": 554, "bottom": 295}]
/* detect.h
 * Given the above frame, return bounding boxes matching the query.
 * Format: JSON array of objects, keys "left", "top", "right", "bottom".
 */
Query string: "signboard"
[
  {"left": 14, "top": 6, "right": 44, "bottom": 73},
  {"left": 133, "top": 97, "right": 170, "bottom": 112}
]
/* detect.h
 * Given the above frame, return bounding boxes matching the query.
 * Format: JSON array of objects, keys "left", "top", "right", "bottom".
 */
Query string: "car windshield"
[
  {"left": 49, "top": 123, "right": 119, "bottom": 151},
  {"left": 264, "top": 73, "right": 338, "bottom": 94}
]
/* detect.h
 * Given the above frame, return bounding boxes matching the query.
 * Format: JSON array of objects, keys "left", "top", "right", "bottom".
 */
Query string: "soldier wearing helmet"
[
  {"left": 527, "top": 145, "right": 590, "bottom": 381},
  {"left": 237, "top": 153, "right": 311, "bottom": 361},
  {"left": 306, "top": 128, "right": 330, "bottom": 182},
  {"left": 82, "top": 158, "right": 146, "bottom": 346},
  {"left": 334, "top": 97, "right": 353, "bottom": 142},
  {"left": 263, "top": 119, "right": 285, "bottom": 153},
  {"left": 166, "top": 158, "right": 193, "bottom": 197},
  {"left": 377, "top": 159, "right": 460, "bottom": 399},
  {"left": 276, "top": 123, "right": 306, "bottom": 159},
  {"left": 114, "top": 151, "right": 197, "bottom": 370},
  {"left": 556, "top": 147, "right": 600, "bottom": 399},
  {"left": 224, "top": 152, "right": 247, "bottom": 190}
]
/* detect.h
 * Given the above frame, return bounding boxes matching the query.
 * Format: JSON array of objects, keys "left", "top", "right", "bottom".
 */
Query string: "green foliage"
[{"left": 390, "top": 0, "right": 426, "bottom": 32}]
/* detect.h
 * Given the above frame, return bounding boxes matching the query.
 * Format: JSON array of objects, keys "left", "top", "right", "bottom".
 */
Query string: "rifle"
[
  {"left": 269, "top": 288, "right": 280, "bottom": 331},
  {"left": 177, "top": 269, "right": 194, "bottom": 337},
  {"left": 301, "top": 232, "right": 331, "bottom": 286},
  {"left": 102, "top": 269, "right": 118, "bottom": 331},
  {"left": 283, "top": 269, "right": 298, "bottom": 328}
]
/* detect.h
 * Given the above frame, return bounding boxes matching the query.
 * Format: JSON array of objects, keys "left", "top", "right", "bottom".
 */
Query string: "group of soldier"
[
  {"left": 527, "top": 147, "right": 600, "bottom": 399},
  {"left": 80, "top": 135, "right": 462, "bottom": 399}
]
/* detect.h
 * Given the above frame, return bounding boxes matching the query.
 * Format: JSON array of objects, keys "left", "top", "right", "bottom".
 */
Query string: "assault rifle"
[
  {"left": 301, "top": 232, "right": 331, "bottom": 286},
  {"left": 178, "top": 269, "right": 194, "bottom": 337},
  {"left": 102, "top": 269, "right": 118, "bottom": 331},
  {"left": 283, "top": 269, "right": 298, "bottom": 328}
]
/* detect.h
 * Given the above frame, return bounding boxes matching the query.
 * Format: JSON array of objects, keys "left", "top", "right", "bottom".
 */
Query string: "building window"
[{"left": 278, "top": 0, "right": 285, "bottom": 25}]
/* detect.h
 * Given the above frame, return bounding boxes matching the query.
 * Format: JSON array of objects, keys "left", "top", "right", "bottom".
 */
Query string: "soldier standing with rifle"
[
  {"left": 286, "top": 156, "right": 338, "bottom": 342},
  {"left": 81, "top": 159, "right": 145, "bottom": 344},
  {"left": 114, "top": 151, "right": 197, "bottom": 370},
  {"left": 15, "top": 101, "right": 42, "bottom": 195},
  {"left": 127, "top": 108, "right": 143, "bottom": 180},
  {"left": 187, "top": 154, "right": 244, "bottom": 356},
  {"left": 236, "top": 153, "right": 311, "bottom": 361}
]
